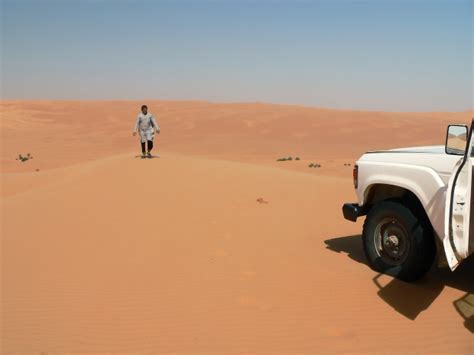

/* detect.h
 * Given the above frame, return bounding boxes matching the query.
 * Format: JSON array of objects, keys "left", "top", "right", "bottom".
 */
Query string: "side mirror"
[{"left": 446, "top": 124, "right": 468, "bottom": 155}]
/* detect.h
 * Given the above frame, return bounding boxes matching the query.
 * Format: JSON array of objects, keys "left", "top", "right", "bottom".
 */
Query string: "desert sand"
[{"left": 1, "top": 100, "right": 473, "bottom": 354}]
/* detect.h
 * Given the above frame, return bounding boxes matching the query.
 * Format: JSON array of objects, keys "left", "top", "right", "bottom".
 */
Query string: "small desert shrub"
[{"left": 16, "top": 153, "right": 33, "bottom": 162}]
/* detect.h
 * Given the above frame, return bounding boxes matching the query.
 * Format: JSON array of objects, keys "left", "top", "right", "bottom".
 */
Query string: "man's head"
[{"left": 141, "top": 105, "right": 148, "bottom": 114}]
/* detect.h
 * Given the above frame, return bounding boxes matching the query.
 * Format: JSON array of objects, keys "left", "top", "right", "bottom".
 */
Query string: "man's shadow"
[
  {"left": 134, "top": 155, "right": 159, "bottom": 159},
  {"left": 325, "top": 235, "right": 473, "bottom": 332}
]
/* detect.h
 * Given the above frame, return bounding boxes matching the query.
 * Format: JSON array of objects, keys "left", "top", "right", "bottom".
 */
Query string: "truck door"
[{"left": 444, "top": 120, "right": 473, "bottom": 270}]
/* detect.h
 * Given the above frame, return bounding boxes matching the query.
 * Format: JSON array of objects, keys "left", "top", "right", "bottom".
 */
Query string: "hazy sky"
[{"left": 1, "top": 0, "right": 472, "bottom": 111}]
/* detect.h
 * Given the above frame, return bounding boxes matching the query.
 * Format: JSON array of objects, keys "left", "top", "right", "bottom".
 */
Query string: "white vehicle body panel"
[{"left": 355, "top": 146, "right": 461, "bottom": 241}]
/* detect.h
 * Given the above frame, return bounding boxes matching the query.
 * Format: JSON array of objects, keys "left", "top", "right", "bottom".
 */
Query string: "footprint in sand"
[
  {"left": 222, "top": 232, "right": 232, "bottom": 240},
  {"left": 258, "top": 303, "right": 276, "bottom": 312},
  {"left": 238, "top": 295, "right": 257, "bottom": 306},
  {"left": 239, "top": 270, "right": 257, "bottom": 279},
  {"left": 325, "top": 328, "right": 357, "bottom": 338},
  {"left": 237, "top": 294, "right": 275, "bottom": 312},
  {"left": 210, "top": 250, "right": 230, "bottom": 258}
]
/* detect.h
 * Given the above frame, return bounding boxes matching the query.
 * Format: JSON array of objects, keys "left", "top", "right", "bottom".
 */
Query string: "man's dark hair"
[{"left": 141, "top": 105, "right": 148, "bottom": 110}]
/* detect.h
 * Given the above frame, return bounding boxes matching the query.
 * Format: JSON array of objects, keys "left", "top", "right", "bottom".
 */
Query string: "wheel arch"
[{"left": 363, "top": 183, "right": 444, "bottom": 261}]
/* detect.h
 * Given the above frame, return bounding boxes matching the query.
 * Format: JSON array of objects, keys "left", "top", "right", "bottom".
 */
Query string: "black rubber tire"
[{"left": 362, "top": 200, "right": 436, "bottom": 282}]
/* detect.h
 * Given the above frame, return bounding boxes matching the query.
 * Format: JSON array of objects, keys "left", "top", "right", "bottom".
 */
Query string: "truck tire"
[{"left": 362, "top": 200, "right": 436, "bottom": 281}]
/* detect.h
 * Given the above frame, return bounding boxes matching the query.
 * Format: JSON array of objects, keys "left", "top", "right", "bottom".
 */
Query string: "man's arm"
[
  {"left": 133, "top": 116, "right": 140, "bottom": 135},
  {"left": 151, "top": 116, "right": 160, "bottom": 134}
]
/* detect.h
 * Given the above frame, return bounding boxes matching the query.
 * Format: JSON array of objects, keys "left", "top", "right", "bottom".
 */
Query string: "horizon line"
[{"left": 1, "top": 98, "right": 473, "bottom": 115}]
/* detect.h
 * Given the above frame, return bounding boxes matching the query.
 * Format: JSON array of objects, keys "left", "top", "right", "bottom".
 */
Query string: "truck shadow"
[{"left": 325, "top": 235, "right": 473, "bottom": 332}]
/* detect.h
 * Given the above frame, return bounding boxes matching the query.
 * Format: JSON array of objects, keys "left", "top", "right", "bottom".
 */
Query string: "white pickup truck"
[{"left": 343, "top": 119, "right": 473, "bottom": 281}]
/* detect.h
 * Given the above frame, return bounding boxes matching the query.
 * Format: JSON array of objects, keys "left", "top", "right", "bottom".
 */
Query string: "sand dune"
[
  {"left": 1, "top": 101, "right": 473, "bottom": 354},
  {"left": 1, "top": 100, "right": 471, "bottom": 173}
]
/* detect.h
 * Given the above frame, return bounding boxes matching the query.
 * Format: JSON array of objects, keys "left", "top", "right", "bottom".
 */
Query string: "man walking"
[{"left": 133, "top": 105, "right": 160, "bottom": 158}]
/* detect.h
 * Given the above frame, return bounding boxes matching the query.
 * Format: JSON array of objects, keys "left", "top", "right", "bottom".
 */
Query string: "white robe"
[{"left": 134, "top": 113, "right": 160, "bottom": 143}]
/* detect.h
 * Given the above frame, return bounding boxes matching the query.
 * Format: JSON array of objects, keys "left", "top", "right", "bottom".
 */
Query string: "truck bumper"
[{"left": 342, "top": 203, "right": 368, "bottom": 222}]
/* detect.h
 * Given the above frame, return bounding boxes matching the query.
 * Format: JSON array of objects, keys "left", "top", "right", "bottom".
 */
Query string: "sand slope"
[
  {"left": 2, "top": 153, "right": 473, "bottom": 354},
  {"left": 1, "top": 101, "right": 473, "bottom": 354}
]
